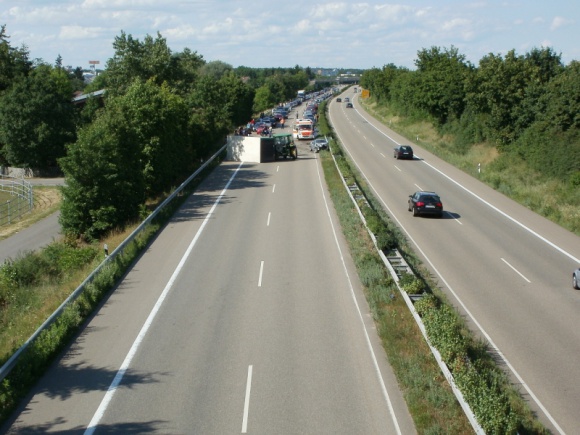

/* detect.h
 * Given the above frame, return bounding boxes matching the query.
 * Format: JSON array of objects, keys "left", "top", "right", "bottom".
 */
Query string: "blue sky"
[{"left": 1, "top": 0, "right": 578, "bottom": 71}]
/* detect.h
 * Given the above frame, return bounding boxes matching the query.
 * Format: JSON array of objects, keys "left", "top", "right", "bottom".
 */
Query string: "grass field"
[{"left": 0, "top": 186, "right": 62, "bottom": 240}]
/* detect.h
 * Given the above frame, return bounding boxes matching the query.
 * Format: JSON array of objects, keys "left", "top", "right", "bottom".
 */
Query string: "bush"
[{"left": 401, "top": 277, "right": 425, "bottom": 295}]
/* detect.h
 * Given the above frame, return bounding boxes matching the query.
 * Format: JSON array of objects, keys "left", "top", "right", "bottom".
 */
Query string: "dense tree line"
[
  {"left": 235, "top": 65, "right": 312, "bottom": 113},
  {"left": 0, "top": 26, "right": 312, "bottom": 240},
  {"left": 360, "top": 46, "right": 580, "bottom": 186}
]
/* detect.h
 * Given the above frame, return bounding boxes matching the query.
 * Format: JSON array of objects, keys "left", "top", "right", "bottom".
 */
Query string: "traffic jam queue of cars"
[{"left": 235, "top": 89, "right": 334, "bottom": 153}]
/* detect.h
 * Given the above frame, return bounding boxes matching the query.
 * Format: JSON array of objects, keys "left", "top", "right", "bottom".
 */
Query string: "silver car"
[
  {"left": 310, "top": 138, "right": 329, "bottom": 152},
  {"left": 573, "top": 267, "right": 580, "bottom": 289}
]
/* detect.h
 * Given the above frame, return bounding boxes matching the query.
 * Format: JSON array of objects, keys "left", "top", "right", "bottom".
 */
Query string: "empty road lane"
[{"left": 3, "top": 146, "right": 415, "bottom": 433}]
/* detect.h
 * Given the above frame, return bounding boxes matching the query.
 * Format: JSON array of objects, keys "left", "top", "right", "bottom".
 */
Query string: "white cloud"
[
  {"left": 59, "top": 26, "right": 107, "bottom": 40},
  {"left": 1, "top": 0, "right": 579, "bottom": 69},
  {"left": 442, "top": 18, "right": 471, "bottom": 31},
  {"left": 550, "top": 16, "right": 572, "bottom": 30}
]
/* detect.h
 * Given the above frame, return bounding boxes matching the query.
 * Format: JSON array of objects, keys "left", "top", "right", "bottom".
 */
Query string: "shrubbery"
[{"left": 322, "top": 90, "right": 546, "bottom": 434}]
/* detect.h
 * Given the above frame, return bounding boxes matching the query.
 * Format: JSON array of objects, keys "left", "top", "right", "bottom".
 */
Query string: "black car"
[
  {"left": 408, "top": 191, "right": 443, "bottom": 217},
  {"left": 394, "top": 145, "right": 413, "bottom": 159},
  {"left": 336, "top": 97, "right": 342, "bottom": 102},
  {"left": 573, "top": 267, "right": 580, "bottom": 289},
  {"left": 346, "top": 102, "right": 353, "bottom": 108}
]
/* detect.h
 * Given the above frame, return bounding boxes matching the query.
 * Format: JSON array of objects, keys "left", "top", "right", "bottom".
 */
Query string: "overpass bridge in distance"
[{"left": 314, "top": 75, "right": 360, "bottom": 86}]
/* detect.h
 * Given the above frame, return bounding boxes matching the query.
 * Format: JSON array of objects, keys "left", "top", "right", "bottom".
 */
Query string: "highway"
[
  {"left": 329, "top": 89, "right": 580, "bottom": 434},
  {"left": 2, "top": 111, "right": 415, "bottom": 434}
]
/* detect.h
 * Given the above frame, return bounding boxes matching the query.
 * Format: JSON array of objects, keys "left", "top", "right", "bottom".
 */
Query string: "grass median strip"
[{"left": 318, "top": 147, "right": 472, "bottom": 433}]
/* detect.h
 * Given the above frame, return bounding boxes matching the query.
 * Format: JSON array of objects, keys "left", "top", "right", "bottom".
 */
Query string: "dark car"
[
  {"left": 394, "top": 145, "right": 414, "bottom": 159},
  {"left": 408, "top": 191, "right": 443, "bottom": 217},
  {"left": 346, "top": 102, "right": 353, "bottom": 108},
  {"left": 573, "top": 267, "right": 580, "bottom": 289},
  {"left": 336, "top": 97, "right": 342, "bottom": 102}
]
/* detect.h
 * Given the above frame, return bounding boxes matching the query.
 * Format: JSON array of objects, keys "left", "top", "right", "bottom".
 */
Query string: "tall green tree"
[
  {"left": 360, "top": 64, "right": 403, "bottom": 103},
  {"left": 0, "top": 24, "right": 32, "bottom": 93},
  {"left": 59, "top": 101, "right": 145, "bottom": 240},
  {"left": 118, "top": 79, "right": 192, "bottom": 194},
  {"left": 465, "top": 50, "right": 531, "bottom": 146},
  {"left": 539, "top": 60, "right": 580, "bottom": 132},
  {"left": 187, "top": 73, "right": 251, "bottom": 155},
  {"left": 253, "top": 85, "right": 276, "bottom": 114},
  {"left": 102, "top": 31, "right": 174, "bottom": 95},
  {"left": 170, "top": 47, "right": 205, "bottom": 96},
  {"left": 413, "top": 46, "right": 471, "bottom": 125},
  {"left": 200, "top": 60, "right": 233, "bottom": 81},
  {"left": 218, "top": 71, "right": 254, "bottom": 127},
  {"left": 0, "top": 63, "right": 76, "bottom": 168}
]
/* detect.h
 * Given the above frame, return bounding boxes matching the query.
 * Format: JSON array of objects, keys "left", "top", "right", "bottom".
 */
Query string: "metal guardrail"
[
  {"left": 0, "top": 175, "right": 33, "bottom": 226},
  {"left": 330, "top": 144, "right": 484, "bottom": 434},
  {"left": 0, "top": 145, "right": 226, "bottom": 382}
]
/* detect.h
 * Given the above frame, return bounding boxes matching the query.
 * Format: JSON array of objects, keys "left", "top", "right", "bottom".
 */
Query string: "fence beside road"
[{"left": 0, "top": 175, "right": 33, "bottom": 227}]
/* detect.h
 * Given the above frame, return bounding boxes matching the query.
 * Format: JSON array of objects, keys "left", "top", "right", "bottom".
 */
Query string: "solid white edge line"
[
  {"left": 501, "top": 258, "right": 532, "bottom": 283},
  {"left": 359, "top": 106, "right": 579, "bottom": 264},
  {"left": 330, "top": 109, "right": 566, "bottom": 434},
  {"left": 313, "top": 153, "right": 403, "bottom": 434},
  {"left": 84, "top": 161, "right": 245, "bottom": 435},
  {"left": 241, "top": 365, "right": 253, "bottom": 433}
]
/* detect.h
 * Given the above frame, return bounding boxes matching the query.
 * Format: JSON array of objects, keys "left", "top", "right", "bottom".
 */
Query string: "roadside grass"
[
  {"left": 360, "top": 98, "right": 580, "bottom": 236},
  {"left": 0, "top": 186, "right": 62, "bottom": 241},
  {"left": 0, "top": 185, "right": 187, "bottom": 364},
  {"left": 0, "top": 156, "right": 221, "bottom": 424},
  {"left": 319, "top": 145, "right": 473, "bottom": 433},
  {"left": 318, "top": 96, "right": 546, "bottom": 433}
]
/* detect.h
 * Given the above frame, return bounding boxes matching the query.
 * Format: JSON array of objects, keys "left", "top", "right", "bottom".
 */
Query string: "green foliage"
[
  {"left": 59, "top": 101, "right": 146, "bottom": 240},
  {"left": 103, "top": 31, "right": 175, "bottom": 95},
  {"left": 41, "top": 243, "right": 98, "bottom": 276},
  {"left": 401, "top": 276, "right": 425, "bottom": 295},
  {"left": 0, "top": 243, "right": 98, "bottom": 307},
  {"left": 413, "top": 46, "right": 471, "bottom": 125},
  {"left": 0, "top": 63, "right": 76, "bottom": 168},
  {"left": 414, "top": 293, "right": 543, "bottom": 433},
  {"left": 199, "top": 60, "right": 233, "bottom": 80},
  {"left": 253, "top": 85, "right": 276, "bottom": 113},
  {"left": 512, "top": 123, "right": 580, "bottom": 182},
  {"left": 0, "top": 221, "right": 158, "bottom": 424},
  {"left": 0, "top": 24, "right": 33, "bottom": 93},
  {"left": 118, "top": 79, "right": 192, "bottom": 194},
  {"left": 416, "top": 295, "right": 468, "bottom": 362},
  {"left": 365, "top": 209, "right": 397, "bottom": 251},
  {"left": 453, "top": 360, "right": 520, "bottom": 434}
]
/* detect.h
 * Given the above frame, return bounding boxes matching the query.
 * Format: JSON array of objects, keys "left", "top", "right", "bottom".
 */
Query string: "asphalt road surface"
[
  {"left": 0, "top": 178, "right": 64, "bottom": 263},
  {"left": 329, "top": 89, "right": 580, "bottom": 434},
  {"left": 0, "top": 211, "right": 61, "bottom": 264},
  {"left": 2, "top": 114, "right": 415, "bottom": 434}
]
